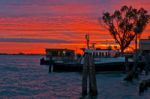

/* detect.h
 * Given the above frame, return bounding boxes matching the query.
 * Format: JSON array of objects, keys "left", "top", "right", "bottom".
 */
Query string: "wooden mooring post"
[
  {"left": 82, "top": 52, "right": 98, "bottom": 96},
  {"left": 143, "top": 53, "right": 150, "bottom": 75},
  {"left": 125, "top": 55, "right": 129, "bottom": 73},
  {"left": 49, "top": 56, "right": 53, "bottom": 73},
  {"left": 139, "top": 79, "right": 150, "bottom": 95},
  {"left": 124, "top": 52, "right": 139, "bottom": 81}
]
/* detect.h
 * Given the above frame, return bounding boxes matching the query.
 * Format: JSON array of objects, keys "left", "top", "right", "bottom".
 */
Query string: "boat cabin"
[
  {"left": 83, "top": 49, "right": 120, "bottom": 58},
  {"left": 45, "top": 48, "right": 75, "bottom": 62}
]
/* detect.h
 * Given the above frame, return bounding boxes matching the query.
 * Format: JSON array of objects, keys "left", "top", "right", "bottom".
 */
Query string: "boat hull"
[{"left": 45, "top": 62, "right": 144, "bottom": 72}]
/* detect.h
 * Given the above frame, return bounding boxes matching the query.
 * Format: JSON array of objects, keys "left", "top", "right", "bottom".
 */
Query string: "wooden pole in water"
[
  {"left": 143, "top": 53, "right": 150, "bottom": 75},
  {"left": 49, "top": 64, "right": 51, "bottom": 72},
  {"left": 49, "top": 56, "right": 53, "bottom": 73},
  {"left": 82, "top": 53, "right": 88, "bottom": 95},
  {"left": 125, "top": 55, "right": 129, "bottom": 73},
  {"left": 89, "top": 53, "right": 98, "bottom": 96},
  {"left": 124, "top": 52, "right": 139, "bottom": 81},
  {"left": 82, "top": 52, "right": 98, "bottom": 96}
]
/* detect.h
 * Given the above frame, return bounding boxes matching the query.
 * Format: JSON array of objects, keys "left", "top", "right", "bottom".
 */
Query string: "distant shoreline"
[{"left": 0, "top": 53, "right": 45, "bottom": 56}]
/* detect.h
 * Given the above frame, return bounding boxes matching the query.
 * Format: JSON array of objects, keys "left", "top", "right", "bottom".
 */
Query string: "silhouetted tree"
[{"left": 101, "top": 5, "right": 150, "bottom": 54}]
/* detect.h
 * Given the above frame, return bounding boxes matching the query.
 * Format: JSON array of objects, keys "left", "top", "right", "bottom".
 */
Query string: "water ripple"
[{"left": 0, "top": 55, "right": 149, "bottom": 99}]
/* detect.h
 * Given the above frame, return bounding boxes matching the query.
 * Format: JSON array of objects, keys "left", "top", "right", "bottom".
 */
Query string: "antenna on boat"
[{"left": 85, "top": 33, "right": 90, "bottom": 49}]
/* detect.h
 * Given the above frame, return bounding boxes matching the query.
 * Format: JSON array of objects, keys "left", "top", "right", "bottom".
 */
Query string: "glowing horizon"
[{"left": 0, "top": 0, "right": 149, "bottom": 54}]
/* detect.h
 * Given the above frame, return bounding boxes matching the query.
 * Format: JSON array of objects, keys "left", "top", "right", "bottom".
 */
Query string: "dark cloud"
[
  {"left": 0, "top": 38, "right": 73, "bottom": 43},
  {"left": 0, "top": 0, "right": 117, "bottom": 17}
]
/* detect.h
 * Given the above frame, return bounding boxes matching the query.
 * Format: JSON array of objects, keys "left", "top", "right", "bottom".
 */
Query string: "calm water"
[{"left": 0, "top": 55, "right": 149, "bottom": 99}]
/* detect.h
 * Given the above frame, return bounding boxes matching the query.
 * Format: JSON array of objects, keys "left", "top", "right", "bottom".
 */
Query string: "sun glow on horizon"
[{"left": 0, "top": 0, "right": 149, "bottom": 54}]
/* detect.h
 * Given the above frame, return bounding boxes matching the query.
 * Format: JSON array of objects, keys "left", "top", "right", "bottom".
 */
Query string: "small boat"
[{"left": 40, "top": 48, "right": 76, "bottom": 65}]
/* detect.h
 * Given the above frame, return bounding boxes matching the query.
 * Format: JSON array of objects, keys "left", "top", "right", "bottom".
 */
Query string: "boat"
[
  {"left": 41, "top": 48, "right": 145, "bottom": 72},
  {"left": 40, "top": 48, "right": 76, "bottom": 65}
]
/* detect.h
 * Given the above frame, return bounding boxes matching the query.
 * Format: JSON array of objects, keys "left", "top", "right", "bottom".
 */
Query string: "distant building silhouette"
[{"left": 139, "top": 37, "right": 150, "bottom": 53}]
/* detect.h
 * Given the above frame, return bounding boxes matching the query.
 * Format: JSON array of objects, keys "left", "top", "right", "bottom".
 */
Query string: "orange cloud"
[{"left": 0, "top": 1, "right": 149, "bottom": 54}]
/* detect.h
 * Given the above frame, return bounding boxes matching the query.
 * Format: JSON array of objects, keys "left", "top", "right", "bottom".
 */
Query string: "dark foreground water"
[{"left": 0, "top": 55, "right": 149, "bottom": 99}]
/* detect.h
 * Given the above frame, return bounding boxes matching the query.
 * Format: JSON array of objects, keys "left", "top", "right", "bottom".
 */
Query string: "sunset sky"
[{"left": 0, "top": 0, "right": 149, "bottom": 54}]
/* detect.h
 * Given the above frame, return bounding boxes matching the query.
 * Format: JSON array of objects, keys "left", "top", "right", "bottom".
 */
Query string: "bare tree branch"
[{"left": 100, "top": 5, "right": 150, "bottom": 54}]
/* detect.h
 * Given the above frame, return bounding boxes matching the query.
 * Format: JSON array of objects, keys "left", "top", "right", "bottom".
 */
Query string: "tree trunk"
[{"left": 120, "top": 47, "right": 124, "bottom": 56}]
